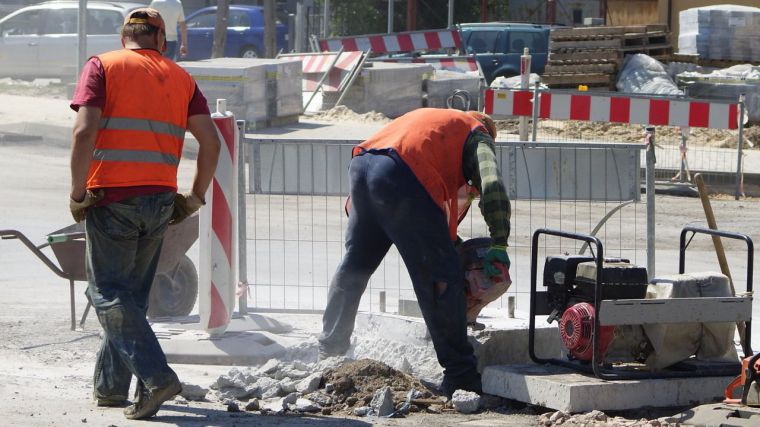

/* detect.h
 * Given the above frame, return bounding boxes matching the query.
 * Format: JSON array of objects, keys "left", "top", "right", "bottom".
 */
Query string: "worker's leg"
[
  {"left": 86, "top": 192, "right": 179, "bottom": 400},
  {"left": 369, "top": 156, "right": 479, "bottom": 393},
  {"left": 320, "top": 154, "right": 392, "bottom": 356}
]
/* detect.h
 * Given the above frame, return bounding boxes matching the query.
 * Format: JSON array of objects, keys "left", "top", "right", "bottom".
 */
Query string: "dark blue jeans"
[
  {"left": 320, "top": 152, "right": 479, "bottom": 383},
  {"left": 85, "top": 192, "right": 179, "bottom": 399}
]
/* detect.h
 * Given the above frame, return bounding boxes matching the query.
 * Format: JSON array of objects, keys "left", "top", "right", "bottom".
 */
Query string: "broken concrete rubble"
[
  {"left": 369, "top": 386, "right": 394, "bottom": 416},
  {"left": 451, "top": 389, "right": 480, "bottom": 414}
]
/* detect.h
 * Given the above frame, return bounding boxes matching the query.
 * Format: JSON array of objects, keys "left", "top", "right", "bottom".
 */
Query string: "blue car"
[{"left": 183, "top": 5, "right": 287, "bottom": 60}]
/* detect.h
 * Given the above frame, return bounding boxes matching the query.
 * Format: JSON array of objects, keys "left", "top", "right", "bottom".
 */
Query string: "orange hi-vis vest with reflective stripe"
[
  {"left": 86, "top": 48, "right": 196, "bottom": 190},
  {"left": 356, "top": 108, "right": 486, "bottom": 240}
]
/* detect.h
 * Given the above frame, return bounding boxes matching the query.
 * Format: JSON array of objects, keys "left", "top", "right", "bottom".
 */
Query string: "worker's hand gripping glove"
[
  {"left": 69, "top": 190, "right": 104, "bottom": 223},
  {"left": 170, "top": 191, "right": 205, "bottom": 225},
  {"left": 483, "top": 245, "right": 510, "bottom": 277}
]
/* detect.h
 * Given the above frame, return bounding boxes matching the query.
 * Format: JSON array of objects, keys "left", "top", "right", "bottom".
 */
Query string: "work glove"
[
  {"left": 170, "top": 191, "right": 205, "bottom": 225},
  {"left": 69, "top": 189, "right": 104, "bottom": 223},
  {"left": 483, "top": 245, "right": 510, "bottom": 276}
]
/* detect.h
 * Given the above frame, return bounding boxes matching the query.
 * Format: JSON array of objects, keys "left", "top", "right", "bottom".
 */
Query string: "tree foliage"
[{"left": 322, "top": 0, "right": 512, "bottom": 37}]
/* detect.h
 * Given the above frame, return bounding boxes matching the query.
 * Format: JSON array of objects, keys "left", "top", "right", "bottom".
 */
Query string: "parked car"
[
  {"left": 182, "top": 5, "right": 288, "bottom": 61},
  {"left": 0, "top": 1, "right": 144, "bottom": 79},
  {"left": 459, "top": 23, "right": 552, "bottom": 84}
]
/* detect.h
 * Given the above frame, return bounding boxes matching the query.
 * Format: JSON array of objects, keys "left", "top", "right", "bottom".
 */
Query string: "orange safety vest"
[
  {"left": 86, "top": 49, "right": 196, "bottom": 190},
  {"left": 356, "top": 108, "right": 486, "bottom": 240}
]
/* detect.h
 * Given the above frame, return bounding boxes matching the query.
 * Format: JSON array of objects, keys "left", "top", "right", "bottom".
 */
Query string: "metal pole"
[
  {"left": 322, "top": 0, "right": 330, "bottom": 38},
  {"left": 519, "top": 47, "right": 531, "bottom": 141},
  {"left": 736, "top": 95, "right": 745, "bottom": 200},
  {"left": 679, "top": 127, "right": 688, "bottom": 183},
  {"left": 77, "top": 0, "right": 87, "bottom": 80},
  {"left": 295, "top": 1, "right": 305, "bottom": 52},
  {"left": 645, "top": 126, "right": 656, "bottom": 280},
  {"left": 387, "top": 0, "right": 394, "bottom": 34},
  {"left": 448, "top": 0, "right": 455, "bottom": 28},
  {"left": 531, "top": 82, "right": 540, "bottom": 141},
  {"left": 264, "top": 0, "right": 276, "bottom": 58},
  {"left": 236, "top": 120, "right": 249, "bottom": 314}
]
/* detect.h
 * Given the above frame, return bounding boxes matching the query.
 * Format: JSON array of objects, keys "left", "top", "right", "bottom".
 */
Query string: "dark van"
[{"left": 459, "top": 22, "right": 552, "bottom": 84}]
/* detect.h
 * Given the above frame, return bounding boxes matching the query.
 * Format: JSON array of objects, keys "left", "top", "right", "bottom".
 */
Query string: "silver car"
[{"left": 0, "top": 1, "right": 145, "bottom": 79}]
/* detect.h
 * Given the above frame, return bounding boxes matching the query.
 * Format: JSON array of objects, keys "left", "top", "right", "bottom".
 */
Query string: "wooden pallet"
[
  {"left": 549, "top": 50, "right": 623, "bottom": 63},
  {"left": 541, "top": 73, "right": 616, "bottom": 89},
  {"left": 544, "top": 63, "right": 617, "bottom": 74},
  {"left": 550, "top": 24, "right": 668, "bottom": 40}
]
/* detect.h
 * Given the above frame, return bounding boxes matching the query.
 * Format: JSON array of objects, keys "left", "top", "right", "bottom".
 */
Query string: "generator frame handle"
[
  {"left": 529, "top": 228, "right": 605, "bottom": 376},
  {"left": 679, "top": 226, "right": 753, "bottom": 356}
]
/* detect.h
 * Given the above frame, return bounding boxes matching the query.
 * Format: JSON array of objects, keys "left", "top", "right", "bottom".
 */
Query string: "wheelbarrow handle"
[{"left": 47, "top": 232, "right": 85, "bottom": 244}]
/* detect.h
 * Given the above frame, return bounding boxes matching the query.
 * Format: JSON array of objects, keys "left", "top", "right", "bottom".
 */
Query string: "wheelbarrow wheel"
[{"left": 147, "top": 255, "right": 198, "bottom": 318}]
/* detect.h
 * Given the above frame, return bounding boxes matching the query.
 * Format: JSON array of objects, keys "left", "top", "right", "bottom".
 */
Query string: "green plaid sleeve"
[{"left": 462, "top": 131, "right": 511, "bottom": 246}]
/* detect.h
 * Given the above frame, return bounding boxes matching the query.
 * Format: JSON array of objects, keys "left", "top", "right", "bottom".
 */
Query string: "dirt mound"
[{"left": 320, "top": 359, "right": 436, "bottom": 412}]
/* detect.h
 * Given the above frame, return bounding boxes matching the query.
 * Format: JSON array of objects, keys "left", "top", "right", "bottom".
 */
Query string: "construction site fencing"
[
  {"left": 484, "top": 87, "right": 746, "bottom": 197},
  {"left": 240, "top": 137, "right": 649, "bottom": 315}
]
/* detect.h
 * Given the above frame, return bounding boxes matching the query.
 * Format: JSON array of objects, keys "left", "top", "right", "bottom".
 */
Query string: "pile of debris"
[
  {"left": 544, "top": 25, "right": 672, "bottom": 90},
  {"left": 185, "top": 358, "right": 490, "bottom": 417}
]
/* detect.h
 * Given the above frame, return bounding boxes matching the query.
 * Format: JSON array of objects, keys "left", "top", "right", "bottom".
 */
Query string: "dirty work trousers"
[
  {"left": 319, "top": 151, "right": 479, "bottom": 384},
  {"left": 84, "top": 192, "right": 179, "bottom": 399}
]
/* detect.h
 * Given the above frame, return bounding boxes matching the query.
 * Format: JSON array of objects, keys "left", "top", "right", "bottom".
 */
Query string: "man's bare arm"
[
  {"left": 186, "top": 114, "right": 221, "bottom": 199},
  {"left": 70, "top": 106, "right": 102, "bottom": 201},
  {"left": 179, "top": 21, "right": 188, "bottom": 56}
]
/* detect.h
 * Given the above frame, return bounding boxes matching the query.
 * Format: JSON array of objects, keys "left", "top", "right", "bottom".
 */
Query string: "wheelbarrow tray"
[{"left": 47, "top": 215, "right": 199, "bottom": 281}]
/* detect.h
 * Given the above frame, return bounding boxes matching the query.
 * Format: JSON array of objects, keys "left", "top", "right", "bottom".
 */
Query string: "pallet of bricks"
[{"left": 544, "top": 25, "right": 672, "bottom": 90}]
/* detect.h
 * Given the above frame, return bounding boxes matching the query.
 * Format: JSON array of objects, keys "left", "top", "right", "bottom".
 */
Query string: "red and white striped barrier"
[
  {"left": 199, "top": 99, "right": 238, "bottom": 335},
  {"left": 280, "top": 51, "right": 364, "bottom": 92},
  {"left": 484, "top": 89, "right": 739, "bottom": 130},
  {"left": 319, "top": 29, "right": 461, "bottom": 54},
  {"left": 371, "top": 55, "right": 479, "bottom": 74}
]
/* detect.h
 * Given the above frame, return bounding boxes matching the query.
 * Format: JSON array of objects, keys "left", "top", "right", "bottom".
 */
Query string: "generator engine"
[{"left": 543, "top": 255, "right": 649, "bottom": 361}]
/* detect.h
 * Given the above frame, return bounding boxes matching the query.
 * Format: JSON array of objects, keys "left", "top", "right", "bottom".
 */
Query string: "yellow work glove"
[
  {"left": 69, "top": 190, "right": 104, "bottom": 223},
  {"left": 170, "top": 191, "right": 205, "bottom": 225}
]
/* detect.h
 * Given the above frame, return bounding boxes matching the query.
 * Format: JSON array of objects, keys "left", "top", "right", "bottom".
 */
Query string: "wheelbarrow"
[{"left": 0, "top": 215, "right": 200, "bottom": 330}]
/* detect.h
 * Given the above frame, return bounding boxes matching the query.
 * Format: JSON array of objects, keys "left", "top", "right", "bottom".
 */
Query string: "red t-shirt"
[{"left": 70, "top": 51, "right": 211, "bottom": 206}]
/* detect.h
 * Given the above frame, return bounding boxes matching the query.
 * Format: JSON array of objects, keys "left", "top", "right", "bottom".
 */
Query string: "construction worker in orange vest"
[
  {"left": 68, "top": 8, "right": 220, "bottom": 420},
  {"left": 319, "top": 108, "right": 511, "bottom": 397}
]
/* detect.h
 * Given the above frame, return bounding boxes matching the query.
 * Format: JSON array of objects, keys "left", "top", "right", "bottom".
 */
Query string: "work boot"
[
  {"left": 123, "top": 379, "right": 181, "bottom": 420},
  {"left": 441, "top": 372, "right": 483, "bottom": 398}
]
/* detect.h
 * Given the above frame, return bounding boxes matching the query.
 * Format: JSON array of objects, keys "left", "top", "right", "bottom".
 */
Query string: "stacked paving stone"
[
  {"left": 678, "top": 5, "right": 760, "bottom": 63},
  {"left": 544, "top": 25, "right": 672, "bottom": 90},
  {"left": 181, "top": 57, "right": 302, "bottom": 130}
]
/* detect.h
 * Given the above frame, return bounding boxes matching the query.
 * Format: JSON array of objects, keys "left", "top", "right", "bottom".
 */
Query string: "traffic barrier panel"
[
  {"left": 199, "top": 99, "right": 238, "bottom": 335},
  {"left": 319, "top": 29, "right": 461, "bottom": 55},
  {"left": 279, "top": 50, "right": 364, "bottom": 92},
  {"left": 484, "top": 89, "right": 739, "bottom": 130}
]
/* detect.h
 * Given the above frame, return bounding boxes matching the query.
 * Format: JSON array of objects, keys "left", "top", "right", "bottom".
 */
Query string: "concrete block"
[
  {"left": 398, "top": 299, "right": 423, "bottom": 318},
  {"left": 355, "top": 311, "right": 562, "bottom": 370},
  {"left": 483, "top": 364, "right": 732, "bottom": 413}
]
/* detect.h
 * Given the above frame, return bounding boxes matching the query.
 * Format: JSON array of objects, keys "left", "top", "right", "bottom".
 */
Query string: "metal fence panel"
[{"left": 243, "top": 138, "right": 647, "bottom": 314}]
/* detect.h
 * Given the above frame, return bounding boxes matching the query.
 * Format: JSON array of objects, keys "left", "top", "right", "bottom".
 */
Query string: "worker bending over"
[{"left": 319, "top": 108, "right": 511, "bottom": 396}]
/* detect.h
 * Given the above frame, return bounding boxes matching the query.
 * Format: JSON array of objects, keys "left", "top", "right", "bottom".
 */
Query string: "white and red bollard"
[{"left": 199, "top": 99, "right": 239, "bottom": 335}]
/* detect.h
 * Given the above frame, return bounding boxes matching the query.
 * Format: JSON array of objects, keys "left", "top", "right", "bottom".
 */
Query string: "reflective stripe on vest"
[
  {"left": 93, "top": 149, "right": 179, "bottom": 166},
  {"left": 99, "top": 117, "right": 186, "bottom": 140}
]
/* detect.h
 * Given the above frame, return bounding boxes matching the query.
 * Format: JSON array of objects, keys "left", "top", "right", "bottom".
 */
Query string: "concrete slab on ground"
[
  {"left": 153, "top": 313, "right": 302, "bottom": 365},
  {"left": 356, "top": 311, "right": 562, "bottom": 372},
  {"left": 483, "top": 364, "right": 731, "bottom": 413},
  {"left": 678, "top": 403, "right": 760, "bottom": 427}
]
